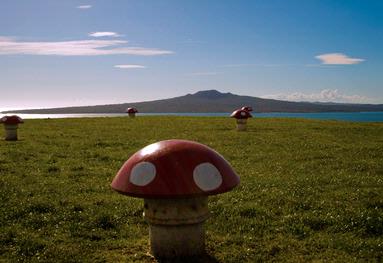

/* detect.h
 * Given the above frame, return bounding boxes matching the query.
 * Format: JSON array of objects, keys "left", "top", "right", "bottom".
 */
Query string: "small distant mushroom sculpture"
[
  {"left": 111, "top": 139, "right": 239, "bottom": 259},
  {"left": 0, "top": 115, "right": 24, "bottom": 141},
  {"left": 126, "top": 107, "right": 138, "bottom": 118},
  {"left": 230, "top": 109, "right": 252, "bottom": 131},
  {"left": 241, "top": 106, "right": 253, "bottom": 112}
]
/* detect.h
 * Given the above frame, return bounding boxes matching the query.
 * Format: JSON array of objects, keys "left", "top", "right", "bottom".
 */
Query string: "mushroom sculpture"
[
  {"left": 241, "top": 106, "right": 253, "bottom": 112},
  {"left": 230, "top": 109, "right": 252, "bottom": 131},
  {"left": 126, "top": 107, "right": 138, "bottom": 118},
  {"left": 111, "top": 139, "right": 239, "bottom": 259},
  {"left": 0, "top": 115, "right": 24, "bottom": 141}
]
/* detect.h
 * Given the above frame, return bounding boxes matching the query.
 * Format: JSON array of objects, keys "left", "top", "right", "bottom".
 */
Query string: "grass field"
[{"left": 1, "top": 116, "right": 382, "bottom": 262}]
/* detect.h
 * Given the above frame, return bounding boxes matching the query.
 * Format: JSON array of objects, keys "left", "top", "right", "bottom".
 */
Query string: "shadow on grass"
[
  {"left": 2, "top": 139, "right": 25, "bottom": 142},
  {"left": 156, "top": 253, "right": 219, "bottom": 263}
]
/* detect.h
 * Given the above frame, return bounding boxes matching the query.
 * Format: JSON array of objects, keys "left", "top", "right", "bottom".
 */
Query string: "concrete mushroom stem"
[{"left": 144, "top": 197, "right": 209, "bottom": 257}]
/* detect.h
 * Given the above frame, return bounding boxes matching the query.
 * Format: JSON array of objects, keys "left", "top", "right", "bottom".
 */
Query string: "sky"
[{"left": 0, "top": 0, "right": 382, "bottom": 110}]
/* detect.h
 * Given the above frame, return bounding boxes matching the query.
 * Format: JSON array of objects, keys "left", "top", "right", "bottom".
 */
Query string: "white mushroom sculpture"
[
  {"left": 111, "top": 139, "right": 240, "bottom": 259},
  {"left": 0, "top": 115, "right": 24, "bottom": 141}
]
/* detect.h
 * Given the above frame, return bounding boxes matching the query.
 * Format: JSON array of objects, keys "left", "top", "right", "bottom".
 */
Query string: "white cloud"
[
  {"left": 89, "top": 32, "right": 122, "bottom": 38},
  {"left": 77, "top": 5, "right": 92, "bottom": 9},
  {"left": 262, "top": 89, "right": 370, "bottom": 103},
  {"left": 0, "top": 37, "right": 173, "bottom": 56},
  {"left": 114, "top": 64, "right": 146, "bottom": 69},
  {"left": 315, "top": 53, "right": 365, "bottom": 65}
]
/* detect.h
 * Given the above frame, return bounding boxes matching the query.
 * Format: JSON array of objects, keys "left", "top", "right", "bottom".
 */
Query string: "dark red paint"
[{"left": 111, "top": 140, "right": 240, "bottom": 198}]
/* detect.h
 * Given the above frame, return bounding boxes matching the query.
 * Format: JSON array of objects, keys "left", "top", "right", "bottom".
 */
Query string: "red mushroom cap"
[
  {"left": 111, "top": 140, "right": 240, "bottom": 198},
  {"left": 126, "top": 107, "right": 138, "bottom": 114},
  {"left": 0, "top": 115, "right": 23, "bottom": 125},
  {"left": 230, "top": 109, "right": 252, "bottom": 119},
  {"left": 241, "top": 106, "right": 253, "bottom": 112}
]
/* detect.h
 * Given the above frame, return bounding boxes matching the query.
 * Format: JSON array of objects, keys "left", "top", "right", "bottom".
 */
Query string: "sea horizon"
[{"left": 1, "top": 111, "right": 383, "bottom": 122}]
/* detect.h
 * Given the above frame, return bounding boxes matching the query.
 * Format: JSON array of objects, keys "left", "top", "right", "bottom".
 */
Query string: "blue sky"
[{"left": 1, "top": 0, "right": 382, "bottom": 109}]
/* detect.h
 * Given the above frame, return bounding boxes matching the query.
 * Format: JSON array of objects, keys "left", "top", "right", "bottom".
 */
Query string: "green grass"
[{"left": 1, "top": 116, "right": 382, "bottom": 262}]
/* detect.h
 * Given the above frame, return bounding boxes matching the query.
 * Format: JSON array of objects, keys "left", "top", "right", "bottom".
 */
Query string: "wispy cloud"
[
  {"left": 305, "top": 64, "right": 342, "bottom": 68},
  {"left": 179, "top": 39, "right": 206, "bottom": 44},
  {"left": 89, "top": 32, "right": 122, "bottom": 38},
  {"left": 221, "top": 64, "right": 257, "bottom": 68},
  {"left": 315, "top": 53, "right": 365, "bottom": 65},
  {"left": 0, "top": 37, "right": 11, "bottom": 41},
  {"left": 221, "top": 63, "right": 297, "bottom": 68},
  {"left": 0, "top": 37, "right": 173, "bottom": 56},
  {"left": 77, "top": 5, "right": 92, "bottom": 9},
  {"left": 262, "top": 89, "right": 370, "bottom": 103},
  {"left": 189, "top": 72, "right": 220, "bottom": 76},
  {"left": 114, "top": 64, "right": 146, "bottom": 69}
]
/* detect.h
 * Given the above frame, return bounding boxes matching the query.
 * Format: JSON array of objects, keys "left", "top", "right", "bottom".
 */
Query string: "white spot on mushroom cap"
[
  {"left": 240, "top": 111, "right": 246, "bottom": 116},
  {"left": 130, "top": 161, "right": 156, "bottom": 186},
  {"left": 193, "top": 162, "right": 223, "bottom": 191}
]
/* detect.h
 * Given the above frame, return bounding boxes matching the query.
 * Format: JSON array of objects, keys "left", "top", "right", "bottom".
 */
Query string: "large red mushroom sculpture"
[
  {"left": 0, "top": 115, "right": 24, "bottom": 141},
  {"left": 126, "top": 107, "right": 138, "bottom": 118},
  {"left": 111, "top": 139, "right": 240, "bottom": 259},
  {"left": 230, "top": 109, "right": 252, "bottom": 131}
]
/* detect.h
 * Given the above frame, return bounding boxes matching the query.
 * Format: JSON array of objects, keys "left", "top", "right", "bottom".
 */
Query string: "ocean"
[{"left": 0, "top": 111, "right": 383, "bottom": 122}]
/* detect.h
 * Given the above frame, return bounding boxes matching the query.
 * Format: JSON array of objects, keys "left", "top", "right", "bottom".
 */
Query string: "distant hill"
[{"left": 3, "top": 90, "right": 383, "bottom": 114}]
